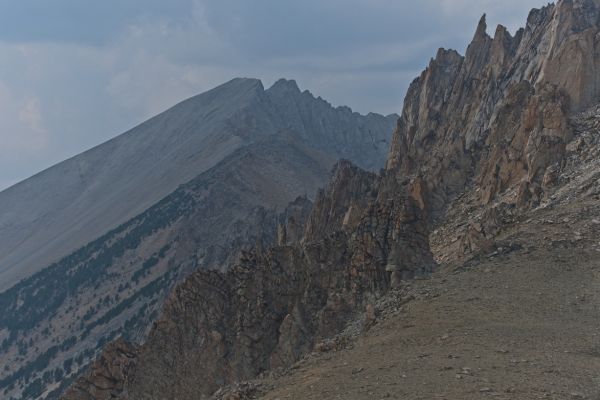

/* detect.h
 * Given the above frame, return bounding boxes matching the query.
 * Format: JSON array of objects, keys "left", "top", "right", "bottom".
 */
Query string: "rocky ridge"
[
  {"left": 220, "top": 102, "right": 600, "bottom": 400},
  {"left": 0, "top": 81, "right": 395, "bottom": 400},
  {"left": 0, "top": 77, "right": 396, "bottom": 293},
  {"left": 63, "top": 1, "right": 600, "bottom": 399},
  {"left": 63, "top": 161, "right": 435, "bottom": 399},
  {"left": 388, "top": 0, "right": 600, "bottom": 216}
]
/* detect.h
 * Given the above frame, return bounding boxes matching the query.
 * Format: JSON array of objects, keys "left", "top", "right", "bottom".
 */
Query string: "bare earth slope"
[{"left": 255, "top": 204, "right": 600, "bottom": 400}]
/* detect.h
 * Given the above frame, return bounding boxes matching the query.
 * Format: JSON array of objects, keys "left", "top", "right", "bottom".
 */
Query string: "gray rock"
[{"left": 0, "top": 78, "right": 397, "bottom": 292}]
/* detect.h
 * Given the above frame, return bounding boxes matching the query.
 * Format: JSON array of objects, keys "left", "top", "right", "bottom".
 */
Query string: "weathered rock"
[
  {"left": 62, "top": 339, "right": 139, "bottom": 400},
  {"left": 64, "top": 162, "right": 434, "bottom": 399},
  {"left": 211, "top": 382, "right": 264, "bottom": 400},
  {"left": 388, "top": 1, "right": 600, "bottom": 213}
]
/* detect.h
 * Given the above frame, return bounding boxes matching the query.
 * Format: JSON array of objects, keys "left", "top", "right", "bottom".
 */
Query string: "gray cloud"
[
  {"left": 0, "top": 0, "right": 192, "bottom": 44},
  {"left": 0, "top": 0, "right": 548, "bottom": 191}
]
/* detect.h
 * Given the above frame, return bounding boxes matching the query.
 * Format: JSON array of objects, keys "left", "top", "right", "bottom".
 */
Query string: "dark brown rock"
[
  {"left": 64, "top": 162, "right": 434, "bottom": 399},
  {"left": 62, "top": 339, "right": 139, "bottom": 400}
]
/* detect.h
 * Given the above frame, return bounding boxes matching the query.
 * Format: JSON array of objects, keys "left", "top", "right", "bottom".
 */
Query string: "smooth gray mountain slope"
[{"left": 0, "top": 78, "right": 396, "bottom": 292}]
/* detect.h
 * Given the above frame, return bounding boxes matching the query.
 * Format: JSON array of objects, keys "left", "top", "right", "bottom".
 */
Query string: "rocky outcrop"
[
  {"left": 388, "top": 0, "right": 600, "bottom": 214},
  {"left": 481, "top": 82, "right": 571, "bottom": 207},
  {"left": 61, "top": 340, "right": 139, "bottom": 400},
  {"left": 64, "top": 161, "right": 434, "bottom": 399}
]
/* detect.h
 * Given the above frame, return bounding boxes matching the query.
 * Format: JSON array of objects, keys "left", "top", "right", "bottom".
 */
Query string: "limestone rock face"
[
  {"left": 388, "top": 0, "right": 600, "bottom": 213},
  {"left": 479, "top": 82, "right": 571, "bottom": 207}
]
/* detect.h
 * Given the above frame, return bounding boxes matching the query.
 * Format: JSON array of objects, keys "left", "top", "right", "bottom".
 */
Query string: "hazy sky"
[{"left": 0, "top": 0, "right": 548, "bottom": 191}]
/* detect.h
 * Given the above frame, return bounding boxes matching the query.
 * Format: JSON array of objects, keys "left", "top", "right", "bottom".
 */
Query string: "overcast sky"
[{"left": 0, "top": 0, "right": 548, "bottom": 191}]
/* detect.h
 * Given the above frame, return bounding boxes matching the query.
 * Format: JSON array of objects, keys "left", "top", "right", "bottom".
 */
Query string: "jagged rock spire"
[
  {"left": 474, "top": 13, "right": 489, "bottom": 40},
  {"left": 388, "top": 0, "right": 600, "bottom": 215}
]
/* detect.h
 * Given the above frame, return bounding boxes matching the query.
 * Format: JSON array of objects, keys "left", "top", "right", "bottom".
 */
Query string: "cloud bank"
[{"left": 0, "top": 0, "right": 548, "bottom": 190}]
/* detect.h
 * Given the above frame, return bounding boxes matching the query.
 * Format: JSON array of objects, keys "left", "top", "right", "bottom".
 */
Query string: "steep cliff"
[{"left": 388, "top": 0, "right": 600, "bottom": 215}]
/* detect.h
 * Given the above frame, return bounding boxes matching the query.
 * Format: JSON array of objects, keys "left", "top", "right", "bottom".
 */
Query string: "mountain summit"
[
  {"left": 0, "top": 78, "right": 396, "bottom": 400},
  {"left": 0, "top": 78, "right": 395, "bottom": 293}
]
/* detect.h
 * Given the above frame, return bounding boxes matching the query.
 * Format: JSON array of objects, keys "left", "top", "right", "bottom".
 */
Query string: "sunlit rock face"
[{"left": 387, "top": 0, "right": 600, "bottom": 214}]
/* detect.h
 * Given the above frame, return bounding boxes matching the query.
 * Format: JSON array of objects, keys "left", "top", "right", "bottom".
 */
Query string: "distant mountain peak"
[
  {"left": 268, "top": 78, "right": 301, "bottom": 94},
  {"left": 222, "top": 77, "right": 263, "bottom": 88},
  {"left": 201, "top": 77, "right": 265, "bottom": 101}
]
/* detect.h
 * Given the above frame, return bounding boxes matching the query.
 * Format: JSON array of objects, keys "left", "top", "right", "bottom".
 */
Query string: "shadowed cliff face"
[
  {"left": 387, "top": 0, "right": 600, "bottom": 215},
  {"left": 61, "top": 1, "right": 600, "bottom": 399},
  {"left": 63, "top": 161, "right": 435, "bottom": 400}
]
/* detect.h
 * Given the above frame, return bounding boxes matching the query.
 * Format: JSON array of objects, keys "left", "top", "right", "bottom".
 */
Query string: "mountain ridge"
[
  {"left": 59, "top": 1, "right": 600, "bottom": 398},
  {"left": 0, "top": 79, "right": 396, "bottom": 400},
  {"left": 0, "top": 77, "right": 396, "bottom": 293}
]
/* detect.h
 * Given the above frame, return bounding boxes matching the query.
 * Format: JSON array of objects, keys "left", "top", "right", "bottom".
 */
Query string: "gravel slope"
[{"left": 253, "top": 196, "right": 600, "bottom": 400}]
